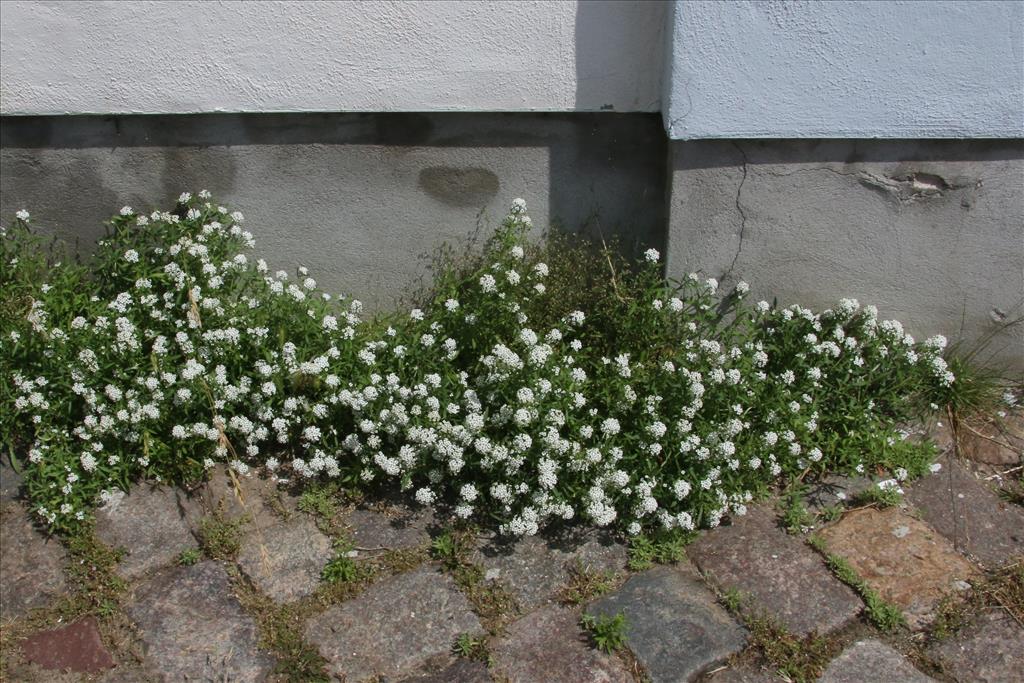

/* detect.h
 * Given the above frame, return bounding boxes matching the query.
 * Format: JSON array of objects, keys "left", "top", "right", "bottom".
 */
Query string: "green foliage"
[
  {"left": 721, "top": 586, "right": 746, "bottom": 613},
  {"left": 780, "top": 487, "right": 815, "bottom": 534},
  {"left": 319, "top": 534, "right": 368, "bottom": 585},
  {"left": 430, "top": 529, "right": 463, "bottom": 568},
  {"left": 817, "top": 504, "right": 843, "bottom": 523},
  {"left": 297, "top": 483, "right": 343, "bottom": 524},
  {"left": 581, "top": 611, "right": 629, "bottom": 654},
  {"left": 321, "top": 554, "right": 361, "bottom": 584},
  {"left": 862, "top": 595, "right": 907, "bottom": 632}
]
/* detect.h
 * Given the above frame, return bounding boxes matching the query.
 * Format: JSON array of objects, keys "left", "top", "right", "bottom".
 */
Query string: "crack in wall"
[
  {"left": 723, "top": 140, "right": 749, "bottom": 281},
  {"left": 717, "top": 160, "right": 980, "bottom": 287}
]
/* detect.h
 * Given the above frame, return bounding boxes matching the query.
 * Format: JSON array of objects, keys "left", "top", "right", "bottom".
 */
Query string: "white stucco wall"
[
  {"left": 665, "top": 0, "right": 1024, "bottom": 139},
  {"left": 0, "top": 0, "right": 666, "bottom": 115}
]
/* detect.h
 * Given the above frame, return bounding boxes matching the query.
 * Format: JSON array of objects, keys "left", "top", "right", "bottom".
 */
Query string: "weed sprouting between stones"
[
  {"left": 229, "top": 527, "right": 429, "bottom": 682},
  {"left": 580, "top": 611, "right": 629, "bottom": 654},
  {"left": 626, "top": 529, "right": 693, "bottom": 571},
  {"left": 0, "top": 193, "right": 984, "bottom": 544},
  {"left": 808, "top": 535, "right": 907, "bottom": 632},
  {"left": 431, "top": 525, "right": 519, "bottom": 632},
  {"left": 558, "top": 560, "right": 623, "bottom": 605},
  {"left": 196, "top": 513, "right": 245, "bottom": 561},
  {"left": 779, "top": 486, "right": 816, "bottom": 534},
  {"left": 452, "top": 631, "right": 490, "bottom": 662},
  {"left": 297, "top": 483, "right": 344, "bottom": 528},
  {"left": 177, "top": 547, "right": 201, "bottom": 566},
  {"left": 712, "top": 585, "right": 839, "bottom": 683},
  {"left": 929, "top": 559, "right": 1023, "bottom": 641},
  {"left": 721, "top": 586, "right": 746, "bottom": 614},
  {"left": 228, "top": 566, "right": 331, "bottom": 682},
  {"left": 733, "top": 611, "right": 837, "bottom": 683},
  {"left": 0, "top": 525, "right": 141, "bottom": 680},
  {"left": 321, "top": 554, "right": 362, "bottom": 584}
]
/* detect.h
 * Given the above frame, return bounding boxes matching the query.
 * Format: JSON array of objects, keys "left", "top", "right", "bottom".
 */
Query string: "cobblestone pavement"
[{"left": 0, "top": 414, "right": 1020, "bottom": 682}]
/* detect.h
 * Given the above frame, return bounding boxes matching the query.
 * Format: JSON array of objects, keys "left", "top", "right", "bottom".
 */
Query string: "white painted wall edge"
[{"left": 0, "top": 0, "right": 667, "bottom": 116}]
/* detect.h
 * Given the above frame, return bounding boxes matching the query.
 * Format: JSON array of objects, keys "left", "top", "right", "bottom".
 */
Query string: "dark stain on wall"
[{"left": 418, "top": 166, "right": 500, "bottom": 207}]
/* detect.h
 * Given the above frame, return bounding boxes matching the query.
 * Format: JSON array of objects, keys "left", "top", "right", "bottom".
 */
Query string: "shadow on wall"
[
  {"left": 0, "top": 112, "right": 666, "bottom": 251},
  {"left": 672, "top": 138, "right": 1024, "bottom": 170},
  {"left": 573, "top": 0, "right": 668, "bottom": 112},
  {"left": 567, "top": 0, "right": 670, "bottom": 249}
]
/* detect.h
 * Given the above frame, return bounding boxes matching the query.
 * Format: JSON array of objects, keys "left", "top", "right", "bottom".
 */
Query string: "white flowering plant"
[{"left": 2, "top": 194, "right": 954, "bottom": 535}]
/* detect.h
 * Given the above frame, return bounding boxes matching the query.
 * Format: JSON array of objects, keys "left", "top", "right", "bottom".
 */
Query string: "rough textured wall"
[
  {"left": 0, "top": 112, "right": 666, "bottom": 308},
  {"left": 665, "top": 1, "right": 1024, "bottom": 139},
  {"left": 667, "top": 140, "right": 1024, "bottom": 372},
  {"left": 0, "top": 0, "right": 667, "bottom": 115}
]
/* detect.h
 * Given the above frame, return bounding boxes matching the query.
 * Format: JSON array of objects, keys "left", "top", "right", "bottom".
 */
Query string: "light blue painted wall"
[{"left": 664, "top": 0, "right": 1024, "bottom": 140}]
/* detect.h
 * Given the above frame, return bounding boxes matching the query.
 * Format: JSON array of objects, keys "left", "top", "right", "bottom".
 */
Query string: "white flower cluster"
[{"left": 1, "top": 194, "right": 953, "bottom": 533}]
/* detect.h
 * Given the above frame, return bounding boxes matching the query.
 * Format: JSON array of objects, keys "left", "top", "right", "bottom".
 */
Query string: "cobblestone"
[
  {"left": 473, "top": 528, "right": 627, "bottom": 611},
  {"left": 586, "top": 564, "right": 746, "bottom": 682},
  {"left": 0, "top": 511, "right": 67, "bottom": 621},
  {"left": 816, "top": 507, "right": 977, "bottom": 629},
  {"left": 906, "top": 456, "right": 1024, "bottom": 566},
  {"left": 305, "top": 566, "right": 483, "bottom": 681},
  {"left": 19, "top": 617, "right": 115, "bottom": 674},
  {"left": 490, "top": 605, "right": 631, "bottom": 683},
  {"left": 94, "top": 485, "right": 200, "bottom": 579},
  {"left": 341, "top": 506, "right": 434, "bottom": 553},
  {"left": 125, "top": 560, "right": 274, "bottom": 680},
  {"left": 0, "top": 458, "right": 23, "bottom": 506},
  {"left": 928, "top": 611, "right": 1024, "bottom": 682},
  {"left": 236, "top": 515, "right": 333, "bottom": 602},
  {"left": 689, "top": 507, "right": 861, "bottom": 635},
  {"left": 818, "top": 639, "right": 935, "bottom": 683}
]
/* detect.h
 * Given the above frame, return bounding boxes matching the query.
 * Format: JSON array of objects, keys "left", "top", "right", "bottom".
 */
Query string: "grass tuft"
[
  {"left": 558, "top": 561, "right": 621, "bottom": 606},
  {"left": 197, "top": 513, "right": 245, "bottom": 560},
  {"left": 712, "top": 583, "right": 837, "bottom": 683},
  {"left": 452, "top": 632, "right": 490, "bottom": 662},
  {"left": 626, "top": 530, "right": 693, "bottom": 571}
]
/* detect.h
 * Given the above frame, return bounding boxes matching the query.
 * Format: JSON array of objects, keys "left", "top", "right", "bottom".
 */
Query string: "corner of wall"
[{"left": 659, "top": 0, "right": 681, "bottom": 140}]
